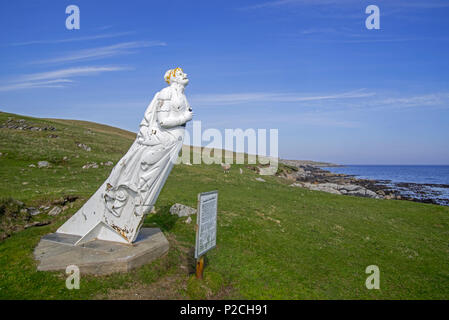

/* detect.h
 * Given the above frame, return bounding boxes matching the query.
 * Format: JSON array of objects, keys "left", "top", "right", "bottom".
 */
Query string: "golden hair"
[{"left": 164, "top": 67, "right": 183, "bottom": 84}]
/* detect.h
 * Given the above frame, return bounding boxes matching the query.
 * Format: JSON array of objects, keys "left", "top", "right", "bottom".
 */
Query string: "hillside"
[{"left": 0, "top": 111, "right": 448, "bottom": 299}]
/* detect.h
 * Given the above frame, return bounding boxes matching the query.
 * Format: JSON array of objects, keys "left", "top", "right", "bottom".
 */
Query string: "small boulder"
[
  {"left": 27, "top": 207, "right": 41, "bottom": 216},
  {"left": 185, "top": 216, "right": 192, "bottom": 224},
  {"left": 169, "top": 203, "right": 197, "bottom": 217},
  {"left": 82, "top": 162, "right": 99, "bottom": 169},
  {"left": 258, "top": 167, "right": 276, "bottom": 176},
  {"left": 104, "top": 161, "right": 114, "bottom": 166},
  {"left": 38, "top": 161, "right": 50, "bottom": 168},
  {"left": 48, "top": 206, "right": 62, "bottom": 216},
  {"left": 24, "top": 221, "right": 51, "bottom": 229},
  {"left": 255, "top": 177, "right": 266, "bottom": 182},
  {"left": 77, "top": 143, "right": 91, "bottom": 152}
]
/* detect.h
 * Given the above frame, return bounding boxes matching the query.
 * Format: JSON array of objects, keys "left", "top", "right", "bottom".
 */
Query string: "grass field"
[{"left": 0, "top": 111, "right": 448, "bottom": 299}]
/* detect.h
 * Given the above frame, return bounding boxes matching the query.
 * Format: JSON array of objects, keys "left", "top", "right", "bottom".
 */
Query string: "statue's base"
[{"left": 34, "top": 228, "right": 169, "bottom": 275}]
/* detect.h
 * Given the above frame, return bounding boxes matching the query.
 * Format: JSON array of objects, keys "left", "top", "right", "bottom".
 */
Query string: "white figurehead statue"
[{"left": 57, "top": 68, "right": 193, "bottom": 245}]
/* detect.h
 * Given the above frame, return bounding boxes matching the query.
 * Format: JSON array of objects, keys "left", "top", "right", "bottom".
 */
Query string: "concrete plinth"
[{"left": 34, "top": 228, "right": 169, "bottom": 275}]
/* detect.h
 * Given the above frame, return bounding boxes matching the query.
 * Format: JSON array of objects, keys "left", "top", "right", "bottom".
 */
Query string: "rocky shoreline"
[{"left": 277, "top": 160, "right": 449, "bottom": 206}]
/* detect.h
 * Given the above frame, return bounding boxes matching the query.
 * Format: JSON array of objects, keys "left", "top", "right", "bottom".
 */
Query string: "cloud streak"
[
  {"left": 242, "top": 0, "right": 449, "bottom": 10},
  {"left": 7, "top": 32, "right": 135, "bottom": 47},
  {"left": 0, "top": 79, "right": 74, "bottom": 92},
  {"left": 0, "top": 66, "right": 129, "bottom": 92},
  {"left": 191, "top": 89, "right": 374, "bottom": 105},
  {"left": 33, "top": 41, "right": 166, "bottom": 64}
]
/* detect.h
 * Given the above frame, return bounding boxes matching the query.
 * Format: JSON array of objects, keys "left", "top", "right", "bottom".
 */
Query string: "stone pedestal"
[{"left": 34, "top": 228, "right": 169, "bottom": 275}]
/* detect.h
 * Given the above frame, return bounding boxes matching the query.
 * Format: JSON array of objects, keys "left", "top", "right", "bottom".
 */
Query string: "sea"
[{"left": 323, "top": 165, "right": 449, "bottom": 206}]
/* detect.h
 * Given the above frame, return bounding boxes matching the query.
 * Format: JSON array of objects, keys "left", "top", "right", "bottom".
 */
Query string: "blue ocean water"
[
  {"left": 324, "top": 165, "right": 449, "bottom": 185},
  {"left": 324, "top": 165, "right": 449, "bottom": 205}
]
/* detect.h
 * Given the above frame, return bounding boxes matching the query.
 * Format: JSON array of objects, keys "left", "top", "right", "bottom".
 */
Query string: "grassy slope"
[{"left": 0, "top": 111, "right": 448, "bottom": 299}]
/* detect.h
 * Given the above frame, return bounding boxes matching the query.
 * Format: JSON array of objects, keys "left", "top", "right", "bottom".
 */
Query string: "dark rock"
[
  {"left": 27, "top": 207, "right": 41, "bottom": 216},
  {"left": 24, "top": 221, "right": 51, "bottom": 229}
]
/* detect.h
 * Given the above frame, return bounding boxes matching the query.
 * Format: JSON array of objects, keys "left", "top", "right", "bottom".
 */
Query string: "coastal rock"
[
  {"left": 291, "top": 182, "right": 381, "bottom": 199},
  {"left": 258, "top": 166, "right": 276, "bottom": 175},
  {"left": 283, "top": 159, "right": 446, "bottom": 206},
  {"left": 303, "top": 182, "right": 342, "bottom": 195},
  {"left": 169, "top": 203, "right": 197, "bottom": 217}
]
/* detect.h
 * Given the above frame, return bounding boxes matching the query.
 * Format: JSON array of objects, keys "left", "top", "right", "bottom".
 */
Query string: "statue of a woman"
[{"left": 57, "top": 68, "right": 193, "bottom": 245}]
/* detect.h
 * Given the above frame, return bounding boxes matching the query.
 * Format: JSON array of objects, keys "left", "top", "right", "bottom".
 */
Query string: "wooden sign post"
[{"left": 195, "top": 191, "right": 218, "bottom": 279}]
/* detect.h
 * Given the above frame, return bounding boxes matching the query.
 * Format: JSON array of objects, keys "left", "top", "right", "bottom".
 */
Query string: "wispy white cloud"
[
  {"left": 96, "top": 25, "right": 114, "bottom": 31},
  {"left": 33, "top": 41, "right": 166, "bottom": 64},
  {"left": 242, "top": 0, "right": 449, "bottom": 10},
  {"left": 7, "top": 32, "right": 135, "bottom": 47},
  {"left": 191, "top": 89, "right": 374, "bottom": 105},
  {"left": 18, "top": 66, "right": 130, "bottom": 82},
  {"left": 0, "top": 66, "right": 129, "bottom": 92},
  {"left": 241, "top": 0, "right": 353, "bottom": 10},
  {"left": 370, "top": 93, "right": 449, "bottom": 109},
  {"left": 0, "top": 79, "right": 74, "bottom": 92},
  {"left": 310, "top": 92, "right": 449, "bottom": 111}
]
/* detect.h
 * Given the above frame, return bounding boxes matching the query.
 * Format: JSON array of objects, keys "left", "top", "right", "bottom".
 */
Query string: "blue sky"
[{"left": 0, "top": 0, "right": 448, "bottom": 164}]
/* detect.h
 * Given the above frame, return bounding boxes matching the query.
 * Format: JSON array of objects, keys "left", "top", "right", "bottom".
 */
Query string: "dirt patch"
[
  {"left": 103, "top": 274, "right": 188, "bottom": 300},
  {"left": 97, "top": 235, "right": 236, "bottom": 300}
]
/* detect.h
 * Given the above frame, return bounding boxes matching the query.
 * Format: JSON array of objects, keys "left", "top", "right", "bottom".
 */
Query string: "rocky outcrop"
[
  {"left": 279, "top": 159, "right": 341, "bottom": 168},
  {"left": 276, "top": 159, "right": 396, "bottom": 200},
  {"left": 291, "top": 182, "right": 381, "bottom": 199},
  {"left": 82, "top": 162, "right": 99, "bottom": 169},
  {"left": 0, "top": 118, "right": 56, "bottom": 131}
]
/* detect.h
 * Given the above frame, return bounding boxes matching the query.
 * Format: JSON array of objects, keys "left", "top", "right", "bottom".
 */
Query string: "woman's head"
[{"left": 164, "top": 67, "right": 189, "bottom": 86}]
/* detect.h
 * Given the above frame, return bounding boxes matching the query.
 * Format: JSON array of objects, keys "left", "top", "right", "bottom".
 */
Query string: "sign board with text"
[{"left": 195, "top": 191, "right": 218, "bottom": 259}]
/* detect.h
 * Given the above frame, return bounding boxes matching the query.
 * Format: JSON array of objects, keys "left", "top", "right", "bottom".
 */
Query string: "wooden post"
[{"left": 196, "top": 255, "right": 204, "bottom": 279}]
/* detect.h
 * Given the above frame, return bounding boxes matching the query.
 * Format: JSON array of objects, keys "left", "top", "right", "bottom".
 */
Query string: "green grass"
[{"left": 0, "top": 111, "right": 448, "bottom": 299}]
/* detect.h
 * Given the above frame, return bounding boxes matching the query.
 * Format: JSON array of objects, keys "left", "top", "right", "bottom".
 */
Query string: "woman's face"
[{"left": 173, "top": 69, "right": 189, "bottom": 86}]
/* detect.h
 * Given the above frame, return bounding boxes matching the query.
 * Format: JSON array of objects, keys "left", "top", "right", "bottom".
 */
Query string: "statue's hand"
[{"left": 184, "top": 108, "right": 193, "bottom": 122}]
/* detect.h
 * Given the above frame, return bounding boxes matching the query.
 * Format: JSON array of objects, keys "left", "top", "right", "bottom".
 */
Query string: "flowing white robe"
[{"left": 57, "top": 86, "right": 190, "bottom": 244}]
